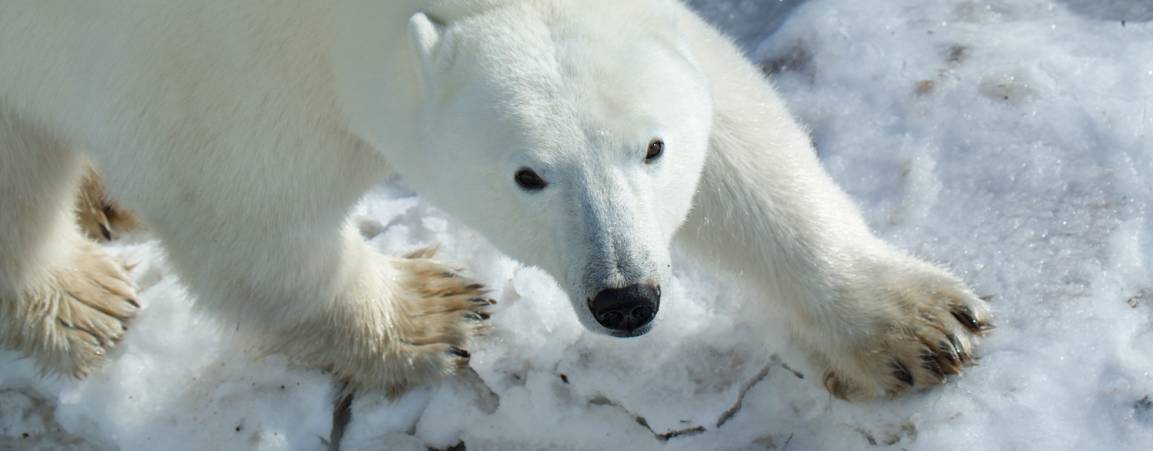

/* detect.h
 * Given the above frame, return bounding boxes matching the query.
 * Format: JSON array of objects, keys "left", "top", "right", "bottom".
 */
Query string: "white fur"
[{"left": 0, "top": 0, "right": 990, "bottom": 397}]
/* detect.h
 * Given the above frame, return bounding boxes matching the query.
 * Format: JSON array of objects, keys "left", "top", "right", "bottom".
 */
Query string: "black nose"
[{"left": 589, "top": 284, "right": 660, "bottom": 336}]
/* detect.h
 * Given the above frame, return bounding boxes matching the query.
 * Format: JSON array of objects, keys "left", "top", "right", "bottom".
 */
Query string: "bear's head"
[{"left": 402, "top": 0, "right": 712, "bottom": 337}]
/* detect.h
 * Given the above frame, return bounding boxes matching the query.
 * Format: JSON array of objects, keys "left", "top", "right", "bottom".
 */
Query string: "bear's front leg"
[
  {"left": 0, "top": 127, "right": 139, "bottom": 377},
  {"left": 158, "top": 221, "right": 492, "bottom": 395},
  {"left": 679, "top": 112, "right": 993, "bottom": 399},
  {"left": 277, "top": 240, "right": 493, "bottom": 395},
  {"left": 676, "top": 11, "right": 990, "bottom": 398}
]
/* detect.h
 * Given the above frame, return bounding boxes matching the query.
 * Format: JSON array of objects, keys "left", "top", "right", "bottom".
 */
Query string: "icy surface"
[{"left": 3, "top": 0, "right": 1153, "bottom": 449}]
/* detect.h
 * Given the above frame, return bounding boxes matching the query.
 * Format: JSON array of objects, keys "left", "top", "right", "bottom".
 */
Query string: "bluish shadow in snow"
[
  {"left": 1056, "top": 0, "right": 1153, "bottom": 21},
  {"left": 685, "top": 0, "right": 810, "bottom": 50}
]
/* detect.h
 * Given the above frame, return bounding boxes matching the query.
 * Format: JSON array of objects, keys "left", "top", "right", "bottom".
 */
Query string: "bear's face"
[{"left": 404, "top": 1, "right": 711, "bottom": 337}]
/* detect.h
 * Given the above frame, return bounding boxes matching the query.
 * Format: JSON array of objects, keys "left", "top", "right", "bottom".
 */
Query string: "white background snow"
[{"left": 3, "top": 0, "right": 1152, "bottom": 449}]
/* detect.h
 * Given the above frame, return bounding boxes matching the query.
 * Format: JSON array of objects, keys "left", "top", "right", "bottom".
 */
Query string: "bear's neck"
[
  {"left": 332, "top": 0, "right": 431, "bottom": 158},
  {"left": 331, "top": 0, "right": 536, "bottom": 158},
  {"left": 424, "top": 0, "right": 529, "bottom": 21}
]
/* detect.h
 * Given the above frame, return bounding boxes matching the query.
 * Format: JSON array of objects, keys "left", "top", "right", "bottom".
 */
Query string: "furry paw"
[
  {"left": 385, "top": 254, "right": 494, "bottom": 395},
  {"left": 307, "top": 249, "right": 494, "bottom": 397},
  {"left": 1, "top": 241, "right": 139, "bottom": 377},
  {"left": 814, "top": 261, "right": 992, "bottom": 400}
]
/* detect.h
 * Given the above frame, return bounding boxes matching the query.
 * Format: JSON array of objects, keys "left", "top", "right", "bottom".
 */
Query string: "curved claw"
[
  {"left": 890, "top": 360, "right": 914, "bottom": 387},
  {"left": 448, "top": 346, "right": 471, "bottom": 359}
]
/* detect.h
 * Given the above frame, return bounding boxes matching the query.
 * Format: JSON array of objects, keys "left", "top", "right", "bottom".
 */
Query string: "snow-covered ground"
[{"left": 3, "top": 0, "right": 1152, "bottom": 449}]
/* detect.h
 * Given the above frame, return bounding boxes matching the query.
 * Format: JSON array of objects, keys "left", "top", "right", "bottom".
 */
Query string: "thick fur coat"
[{"left": 0, "top": 0, "right": 991, "bottom": 399}]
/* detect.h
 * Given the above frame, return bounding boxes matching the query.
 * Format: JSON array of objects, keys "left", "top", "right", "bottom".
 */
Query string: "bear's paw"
[
  {"left": 815, "top": 262, "right": 992, "bottom": 400},
  {"left": 1, "top": 240, "right": 139, "bottom": 377}
]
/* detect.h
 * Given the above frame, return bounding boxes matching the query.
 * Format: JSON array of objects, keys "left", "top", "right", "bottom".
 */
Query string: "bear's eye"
[
  {"left": 514, "top": 168, "right": 548, "bottom": 191},
  {"left": 645, "top": 139, "right": 664, "bottom": 163}
]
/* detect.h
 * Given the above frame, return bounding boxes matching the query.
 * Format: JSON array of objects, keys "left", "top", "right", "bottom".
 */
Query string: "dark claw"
[
  {"left": 470, "top": 297, "right": 496, "bottom": 305},
  {"left": 464, "top": 283, "right": 484, "bottom": 291},
  {"left": 126, "top": 298, "right": 140, "bottom": 308},
  {"left": 951, "top": 305, "right": 982, "bottom": 332},
  {"left": 937, "top": 339, "right": 962, "bottom": 373},
  {"left": 921, "top": 349, "right": 945, "bottom": 379},
  {"left": 947, "top": 334, "right": 970, "bottom": 363},
  {"left": 823, "top": 371, "right": 851, "bottom": 400},
  {"left": 891, "top": 360, "right": 914, "bottom": 386},
  {"left": 99, "top": 224, "right": 112, "bottom": 241},
  {"left": 448, "top": 347, "right": 470, "bottom": 359},
  {"left": 465, "top": 312, "right": 490, "bottom": 321}
]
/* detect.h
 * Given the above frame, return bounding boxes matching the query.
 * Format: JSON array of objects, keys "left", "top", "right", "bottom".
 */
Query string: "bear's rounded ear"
[{"left": 408, "top": 12, "right": 448, "bottom": 88}]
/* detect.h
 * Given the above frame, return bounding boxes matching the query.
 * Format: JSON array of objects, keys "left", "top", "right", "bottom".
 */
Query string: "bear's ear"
[{"left": 408, "top": 12, "right": 448, "bottom": 87}]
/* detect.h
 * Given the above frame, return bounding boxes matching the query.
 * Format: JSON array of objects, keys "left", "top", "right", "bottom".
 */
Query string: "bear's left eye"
[
  {"left": 645, "top": 139, "right": 664, "bottom": 163},
  {"left": 515, "top": 168, "right": 548, "bottom": 191}
]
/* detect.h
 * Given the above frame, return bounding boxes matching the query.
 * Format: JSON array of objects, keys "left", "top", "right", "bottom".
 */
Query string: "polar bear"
[{"left": 0, "top": 0, "right": 991, "bottom": 400}]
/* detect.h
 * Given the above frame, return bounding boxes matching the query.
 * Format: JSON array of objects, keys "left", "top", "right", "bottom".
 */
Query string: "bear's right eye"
[{"left": 515, "top": 168, "right": 548, "bottom": 191}]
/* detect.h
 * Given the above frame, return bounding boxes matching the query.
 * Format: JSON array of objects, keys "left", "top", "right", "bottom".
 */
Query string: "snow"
[{"left": 3, "top": 0, "right": 1152, "bottom": 449}]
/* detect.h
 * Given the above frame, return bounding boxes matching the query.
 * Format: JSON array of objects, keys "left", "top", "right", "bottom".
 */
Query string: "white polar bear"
[{"left": 0, "top": 0, "right": 991, "bottom": 399}]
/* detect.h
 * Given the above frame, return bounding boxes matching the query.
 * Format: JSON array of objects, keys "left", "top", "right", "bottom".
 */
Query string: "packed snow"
[{"left": 2, "top": 0, "right": 1152, "bottom": 449}]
